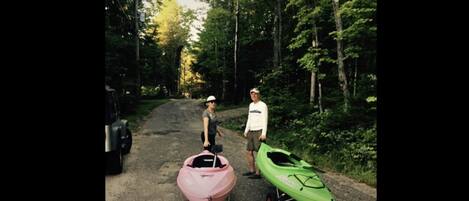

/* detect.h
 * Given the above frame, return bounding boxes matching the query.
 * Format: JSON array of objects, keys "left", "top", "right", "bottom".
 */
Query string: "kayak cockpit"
[
  {"left": 267, "top": 151, "right": 301, "bottom": 167},
  {"left": 188, "top": 154, "right": 226, "bottom": 168}
]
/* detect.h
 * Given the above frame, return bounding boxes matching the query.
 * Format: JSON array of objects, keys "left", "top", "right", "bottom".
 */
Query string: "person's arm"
[
  {"left": 217, "top": 127, "right": 223, "bottom": 137},
  {"left": 244, "top": 107, "right": 251, "bottom": 137},
  {"left": 260, "top": 104, "right": 268, "bottom": 140},
  {"left": 203, "top": 117, "right": 210, "bottom": 147}
]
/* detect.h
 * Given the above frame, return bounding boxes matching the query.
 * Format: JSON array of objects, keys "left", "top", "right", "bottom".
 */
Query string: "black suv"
[{"left": 105, "top": 85, "right": 132, "bottom": 174}]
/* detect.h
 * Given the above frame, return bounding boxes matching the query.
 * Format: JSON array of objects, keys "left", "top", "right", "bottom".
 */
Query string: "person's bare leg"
[
  {"left": 246, "top": 151, "right": 255, "bottom": 173},
  {"left": 254, "top": 151, "right": 260, "bottom": 175}
]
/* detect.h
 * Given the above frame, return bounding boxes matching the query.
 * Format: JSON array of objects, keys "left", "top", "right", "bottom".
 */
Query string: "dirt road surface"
[{"left": 105, "top": 99, "right": 376, "bottom": 201}]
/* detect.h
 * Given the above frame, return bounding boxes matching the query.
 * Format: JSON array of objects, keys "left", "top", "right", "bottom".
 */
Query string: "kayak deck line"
[{"left": 289, "top": 174, "right": 325, "bottom": 190}]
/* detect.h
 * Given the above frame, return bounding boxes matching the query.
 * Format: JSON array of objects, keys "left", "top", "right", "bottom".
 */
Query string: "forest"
[{"left": 105, "top": 0, "right": 376, "bottom": 186}]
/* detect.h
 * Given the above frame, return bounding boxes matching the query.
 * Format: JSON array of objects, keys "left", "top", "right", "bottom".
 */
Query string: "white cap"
[
  {"left": 250, "top": 88, "right": 260, "bottom": 94},
  {"left": 206, "top": 95, "right": 216, "bottom": 102}
]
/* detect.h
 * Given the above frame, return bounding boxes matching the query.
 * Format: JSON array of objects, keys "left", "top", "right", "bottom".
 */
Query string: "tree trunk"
[
  {"left": 215, "top": 38, "right": 218, "bottom": 98},
  {"left": 175, "top": 46, "right": 184, "bottom": 95},
  {"left": 353, "top": 58, "right": 358, "bottom": 97},
  {"left": 273, "top": 12, "right": 278, "bottom": 69},
  {"left": 175, "top": 51, "right": 179, "bottom": 94},
  {"left": 172, "top": 48, "right": 178, "bottom": 94},
  {"left": 310, "top": 71, "right": 316, "bottom": 105},
  {"left": 318, "top": 80, "right": 323, "bottom": 113},
  {"left": 234, "top": 0, "right": 239, "bottom": 103},
  {"left": 310, "top": 18, "right": 319, "bottom": 106},
  {"left": 332, "top": 0, "right": 350, "bottom": 112},
  {"left": 182, "top": 61, "right": 186, "bottom": 96},
  {"left": 215, "top": 39, "right": 218, "bottom": 69},
  {"left": 243, "top": 83, "right": 246, "bottom": 102},
  {"left": 135, "top": 0, "right": 141, "bottom": 97},
  {"left": 278, "top": 0, "right": 282, "bottom": 67},
  {"left": 273, "top": 0, "right": 282, "bottom": 69},
  {"left": 222, "top": 46, "right": 226, "bottom": 100}
]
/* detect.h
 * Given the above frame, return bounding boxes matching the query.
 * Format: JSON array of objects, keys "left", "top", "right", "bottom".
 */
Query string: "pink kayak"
[{"left": 177, "top": 150, "right": 237, "bottom": 201}]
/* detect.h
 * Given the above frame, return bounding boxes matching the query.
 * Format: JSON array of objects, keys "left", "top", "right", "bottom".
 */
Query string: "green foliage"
[
  {"left": 192, "top": 5, "right": 234, "bottom": 99},
  {"left": 141, "top": 85, "right": 164, "bottom": 97},
  {"left": 288, "top": 29, "right": 312, "bottom": 50},
  {"left": 223, "top": 102, "right": 377, "bottom": 186},
  {"left": 257, "top": 57, "right": 376, "bottom": 185},
  {"left": 298, "top": 47, "right": 336, "bottom": 71},
  {"left": 340, "top": 0, "right": 377, "bottom": 61},
  {"left": 152, "top": 0, "right": 195, "bottom": 94},
  {"left": 106, "top": 0, "right": 377, "bottom": 186},
  {"left": 216, "top": 102, "right": 249, "bottom": 112},
  {"left": 222, "top": 115, "right": 248, "bottom": 132},
  {"left": 106, "top": 0, "right": 165, "bottom": 105},
  {"left": 193, "top": 0, "right": 278, "bottom": 101},
  {"left": 366, "top": 96, "right": 376, "bottom": 103}
]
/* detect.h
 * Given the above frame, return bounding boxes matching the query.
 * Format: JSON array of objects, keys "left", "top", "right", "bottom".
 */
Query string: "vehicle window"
[
  {"left": 108, "top": 94, "right": 117, "bottom": 122},
  {"left": 113, "top": 93, "right": 120, "bottom": 118},
  {"left": 105, "top": 97, "right": 110, "bottom": 124}
]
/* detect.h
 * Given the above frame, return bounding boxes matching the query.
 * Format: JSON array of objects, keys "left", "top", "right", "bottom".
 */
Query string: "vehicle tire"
[
  {"left": 106, "top": 140, "right": 123, "bottom": 174},
  {"left": 122, "top": 128, "right": 132, "bottom": 155}
]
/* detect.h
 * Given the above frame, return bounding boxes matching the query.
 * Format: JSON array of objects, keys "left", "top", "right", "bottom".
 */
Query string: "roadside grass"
[
  {"left": 222, "top": 116, "right": 376, "bottom": 187},
  {"left": 122, "top": 98, "right": 170, "bottom": 132}
]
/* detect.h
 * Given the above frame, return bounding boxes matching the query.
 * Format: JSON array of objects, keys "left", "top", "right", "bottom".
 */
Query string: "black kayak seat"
[
  {"left": 267, "top": 152, "right": 298, "bottom": 167},
  {"left": 190, "top": 154, "right": 224, "bottom": 168}
]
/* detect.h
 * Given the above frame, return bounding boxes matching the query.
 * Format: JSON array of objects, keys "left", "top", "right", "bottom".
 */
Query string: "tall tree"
[
  {"left": 135, "top": 0, "right": 141, "bottom": 97},
  {"left": 154, "top": 0, "right": 193, "bottom": 95},
  {"left": 192, "top": 5, "right": 232, "bottom": 99},
  {"left": 288, "top": 0, "right": 333, "bottom": 107},
  {"left": 233, "top": 0, "right": 239, "bottom": 102},
  {"left": 310, "top": 20, "right": 319, "bottom": 105},
  {"left": 179, "top": 47, "right": 203, "bottom": 97},
  {"left": 278, "top": 0, "right": 282, "bottom": 67},
  {"left": 273, "top": 1, "right": 279, "bottom": 69},
  {"left": 273, "top": 0, "right": 283, "bottom": 69},
  {"left": 340, "top": 0, "right": 377, "bottom": 98},
  {"left": 331, "top": 0, "right": 350, "bottom": 112}
]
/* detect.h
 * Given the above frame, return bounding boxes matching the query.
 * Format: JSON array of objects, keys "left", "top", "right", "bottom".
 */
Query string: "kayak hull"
[
  {"left": 256, "top": 143, "right": 334, "bottom": 201},
  {"left": 177, "top": 150, "right": 236, "bottom": 201}
]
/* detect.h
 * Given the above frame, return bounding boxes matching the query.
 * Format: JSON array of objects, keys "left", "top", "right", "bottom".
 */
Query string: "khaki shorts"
[{"left": 246, "top": 130, "right": 262, "bottom": 152}]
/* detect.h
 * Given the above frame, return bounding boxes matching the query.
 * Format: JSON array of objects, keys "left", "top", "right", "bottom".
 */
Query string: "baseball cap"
[
  {"left": 250, "top": 88, "right": 260, "bottom": 94},
  {"left": 206, "top": 95, "right": 216, "bottom": 102}
]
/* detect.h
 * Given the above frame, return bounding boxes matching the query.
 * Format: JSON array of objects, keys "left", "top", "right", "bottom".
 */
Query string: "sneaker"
[
  {"left": 242, "top": 171, "right": 255, "bottom": 176},
  {"left": 248, "top": 174, "right": 261, "bottom": 179}
]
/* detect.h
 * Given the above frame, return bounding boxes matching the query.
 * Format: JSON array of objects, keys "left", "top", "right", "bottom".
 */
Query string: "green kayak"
[{"left": 256, "top": 143, "right": 334, "bottom": 201}]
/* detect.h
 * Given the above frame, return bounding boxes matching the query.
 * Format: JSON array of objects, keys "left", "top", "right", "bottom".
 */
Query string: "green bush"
[
  {"left": 223, "top": 76, "right": 377, "bottom": 186},
  {"left": 141, "top": 85, "right": 166, "bottom": 98}
]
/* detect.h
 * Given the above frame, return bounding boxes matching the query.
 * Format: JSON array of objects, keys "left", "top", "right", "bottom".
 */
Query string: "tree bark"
[
  {"left": 332, "top": 0, "right": 350, "bottom": 112},
  {"left": 234, "top": 0, "right": 239, "bottom": 103},
  {"left": 318, "top": 80, "right": 323, "bottom": 113},
  {"left": 175, "top": 45, "right": 184, "bottom": 95},
  {"left": 222, "top": 46, "right": 226, "bottom": 100},
  {"left": 215, "top": 39, "right": 218, "bottom": 69},
  {"left": 278, "top": 0, "right": 282, "bottom": 67},
  {"left": 273, "top": 8, "right": 278, "bottom": 69},
  {"left": 273, "top": 0, "right": 282, "bottom": 69},
  {"left": 182, "top": 59, "right": 186, "bottom": 96},
  {"left": 135, "top": 0, "right": 141, "bottom": 97},
  {"left": 353, "top": 58, "right": 358, "bottom": 97},
  {"left": 310, "top": 71, "right": 316, "bottom": 105},
  {"left": 273, "top": 14, "right": 278, "bottom": 69},
  {"left": 310, "top": 18, "right": 320, "bottom": 106}
]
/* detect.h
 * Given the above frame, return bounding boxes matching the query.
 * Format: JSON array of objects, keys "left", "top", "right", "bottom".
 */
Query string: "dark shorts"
[
  {"left": 246, "top": 130, "right": 262, "bottom": 152},
  {"left": 201, "top": 132, "right": 216, "bottom": 152}
]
